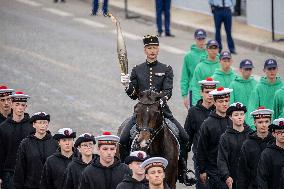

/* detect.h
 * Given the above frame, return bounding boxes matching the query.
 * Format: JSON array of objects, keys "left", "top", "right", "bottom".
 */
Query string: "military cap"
[
  {"left": 96, "top": 132, "right": 119, "bottom": 146},
  {"left": 250, "top": 107, "right": 274, "bottom": 119},
  {"left": 10, "top": 91, "right": 30, "bottom": 102},
  {"left": 53, "top": 128, "right": 76, "bottom": 140},
  {"left": 141, "top": 157, "right": 168, "bottom": 171},
  {"left": 30, "top": 112, "right": 50, "bottom": 123},
  {"left": 143, "top": 35, "right": 159, "bottom": 47},
  {"left": 74, "top": 133, "right": 96, "bottom": 148},
  {"left": 0, "top": 86, "right": 14, "bottom": 97}
]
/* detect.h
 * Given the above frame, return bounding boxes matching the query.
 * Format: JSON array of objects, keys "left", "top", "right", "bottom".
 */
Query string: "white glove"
[{"left": 121, "top": 73, "right": 130, "bottom": 87}]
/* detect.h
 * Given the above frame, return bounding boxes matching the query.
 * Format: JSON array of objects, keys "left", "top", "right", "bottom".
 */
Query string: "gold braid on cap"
[{"left": 145, "top": 162, "right": 165, "bottom": 171}]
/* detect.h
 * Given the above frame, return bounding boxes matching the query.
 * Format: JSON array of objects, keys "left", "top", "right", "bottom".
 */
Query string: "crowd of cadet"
[
  {"left": 181, "top": 28, "right": 284, "bottom": 189},
  {"left": 0, "top": 88, "right": 171, "bottom": 189}
]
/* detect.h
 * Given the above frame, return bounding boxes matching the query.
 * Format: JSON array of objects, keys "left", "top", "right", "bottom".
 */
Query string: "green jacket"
[
  {"left": 229, "top": 75, "right": 258, "bottom": 123},
  {"left": 180, "top": 44, "right": 207, "bottom": 97},
  {"left": 191, "top": 55, "right": 220, "bottom": 105},
  {"left": 248, "top": 76, "right": 283, "bottom": 129},
  {"left": 212, "top": 68, "right": 236, "bottom": 87},
  {"left": 273, "top": 86, "right": 284, "bottom": 119}
]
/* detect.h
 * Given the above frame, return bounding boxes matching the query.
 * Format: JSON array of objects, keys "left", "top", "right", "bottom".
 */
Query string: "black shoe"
[
  {"left": 165, "top": 33, "right": 175, "bottom": 37},
  {"left": 157, "top": 32, "right": 162, "bottom": 37},
  {"left": 61, "top": 0, "right": 65, "bottom": 3},
  {"left": 54, "top": 0, "right": 58, "bottom": 3}
]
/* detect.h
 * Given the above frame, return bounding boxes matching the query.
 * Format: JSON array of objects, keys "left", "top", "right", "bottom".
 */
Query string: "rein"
[{"left": 131, "top": 120, "right": 166, "bottom": 152}]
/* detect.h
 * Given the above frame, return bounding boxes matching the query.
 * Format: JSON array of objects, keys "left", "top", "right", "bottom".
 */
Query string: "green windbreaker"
[
  {"left": 248, "top": 76, "right": 283, "bottom": 129},
  {"left": 273, "top": 86, "right": 284, "bottom": 119},
  {"left": 180, "top": 44, "right": 207, "bottom": 97},
  {"left": 212, "top": 68, "right": 236, "bottom": 87},
  {"left": 191, "top": 55, "right": 220, "bottom": 105},
  {"left": 229, "top": 75, "right": 258, "bottom": 123}
]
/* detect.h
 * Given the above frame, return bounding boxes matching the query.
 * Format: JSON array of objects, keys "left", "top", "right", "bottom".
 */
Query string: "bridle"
[{"left": 131, "top": 100, "right": 166, "bottom": 151}]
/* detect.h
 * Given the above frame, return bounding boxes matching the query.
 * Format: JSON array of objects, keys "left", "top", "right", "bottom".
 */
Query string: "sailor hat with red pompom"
[
  {"left": 250, "top": 106, "right": 274, "bottom": 119},
  {"left": 125, "top": 151, "right": 147, "bottom": 165},
  {"left": 0, "top": 86, "right": 15, "bottom": 97},
  {"left": 53, "top": 128, "right": 76, "bottom": 140},
  {"left": 198, "top": 77, "right": 220, "bottom": 89},
  {"left": 10, "top": 91, "right": 30, "bottom": 102},
  {"left": 269, "top": 118, "right": 284, "bottom": 132},
  {"left": 209, "top": 86, "right": 233, "bottom": 99},
  {"left": 96, "top": 132, "right": 120, "bottom": 146}
]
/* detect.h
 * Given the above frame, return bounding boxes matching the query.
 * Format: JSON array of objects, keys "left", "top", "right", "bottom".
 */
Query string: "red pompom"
[
  {"left": 0, "top": 86, "right": 8, "bottom": 90},
  {"left": 64, "top": 130, "right": 70, "bottom": 136},
  {"left": 258, "top": 106, "right": 266, "bottom": 110},
  {"left": 16, "top": 91, "right": 24, "bottom": 94},
  {"left": 206, "top": 77, "right": 213, "bottom": 81},
  {"left": 103, "top": 131, "right": 112, "bottom": 135},
  {"left": 217, "top": 87, "right": 224, "bottom": 91},
  {"left": 137, "top": 152, "right": 144, "bottom": 159},
  {"left": 279, "top": 121, "right": 284, "bottom": 127}
]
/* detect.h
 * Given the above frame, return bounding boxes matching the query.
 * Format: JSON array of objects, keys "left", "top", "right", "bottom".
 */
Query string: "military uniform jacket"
[
  {"left": 257, "top": 142, "right": 284, "bottom": 189},
  {"left": 14, "top": 132, "right": 58, "bottom": 189},
  {"left": 237, "top": 132, "right": 275, "bottom": 189},
  {"left": 0, "top": 113, "right": 34, "bottom": 178},
  {"left": 79, "top": 156, "right": 130, "bottom": 189},
  {"left": 62, "top": 154, "right": 97, "bottom": 189},
  {"left": 0, "top": 113, "right": 7, "bottom": 125},
  {"left": 40, "top": 151, "right": 74, "bottom": 189},
  {"left": 126, "top": 60, "right": 173, "bottom": 117}
]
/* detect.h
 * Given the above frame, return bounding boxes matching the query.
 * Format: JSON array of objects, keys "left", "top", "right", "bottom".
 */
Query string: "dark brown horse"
[{"left": 118, "top": 89, "right": 179, "bottom": 189}]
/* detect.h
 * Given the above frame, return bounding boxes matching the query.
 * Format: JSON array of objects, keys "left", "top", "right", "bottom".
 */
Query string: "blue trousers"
[
  {"left": 155, "top": 0, "right": 171, "bottom": 34},
  {"left": 2, "top": 171, "right": 14, "bottom": 189},
  {"left": 92, "top": 0, "right": 108, "bottom": 15},
  {"left": 213, "top": 8, "right": 235, "bottom": 52}
]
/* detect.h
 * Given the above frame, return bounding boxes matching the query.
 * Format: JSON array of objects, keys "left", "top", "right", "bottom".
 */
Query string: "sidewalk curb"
[{"left": 107, "top": 3, "right": 284, "bottom": 58}]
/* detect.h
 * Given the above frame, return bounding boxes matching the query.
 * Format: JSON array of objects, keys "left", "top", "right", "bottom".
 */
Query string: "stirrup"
[{"left": 182, "top": 169, "right": 197, "bottom": 186}]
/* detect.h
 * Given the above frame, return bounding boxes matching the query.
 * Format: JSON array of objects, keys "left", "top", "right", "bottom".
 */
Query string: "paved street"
[{"left": 0, "top": 0, "right": 283, "bottom": 188}]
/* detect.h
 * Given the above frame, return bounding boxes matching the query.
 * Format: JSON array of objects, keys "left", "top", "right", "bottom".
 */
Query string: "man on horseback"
[{"left": 120, "top": 34, "right": 190, "bottom": 185}]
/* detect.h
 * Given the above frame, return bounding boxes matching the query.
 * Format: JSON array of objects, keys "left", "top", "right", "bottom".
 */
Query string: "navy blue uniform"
[
  {"left": 155, "top": 0, "right": 172, "bottom": 35},
  {"left": 209, "top": 0, "right": 236, "bottom": 53}
]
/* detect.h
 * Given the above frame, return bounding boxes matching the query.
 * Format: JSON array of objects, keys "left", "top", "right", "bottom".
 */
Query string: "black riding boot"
[
  {"left": 178, "top": 157, "right": 197, "bottom": 186},
  {"left": 119, "top": 116, "right": 136, "bottom": 162}
]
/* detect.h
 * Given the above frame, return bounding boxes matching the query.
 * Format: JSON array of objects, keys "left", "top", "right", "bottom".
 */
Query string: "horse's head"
[{"left": 134, "top": 89, "right": 164, "bottom": 150}]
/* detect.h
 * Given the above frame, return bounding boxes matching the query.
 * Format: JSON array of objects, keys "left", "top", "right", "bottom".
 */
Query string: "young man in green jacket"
[
  {"left": 248, "top": 58, "right": 283, "bottom": 128},
  {"left": 212, "top": 51, "right": 236, "bottom": 87},
  {"left": 273, "top": 86, "right": 284, "bottom": 119},
  {"left": 191, "top": 40, "right": 220, "bottom": 106},
  {"left": 180, "top": 29, "right": 207, "bottom": 109},
  {"left": 229, "top": 59, "right": 257, "bottom": 123}
]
